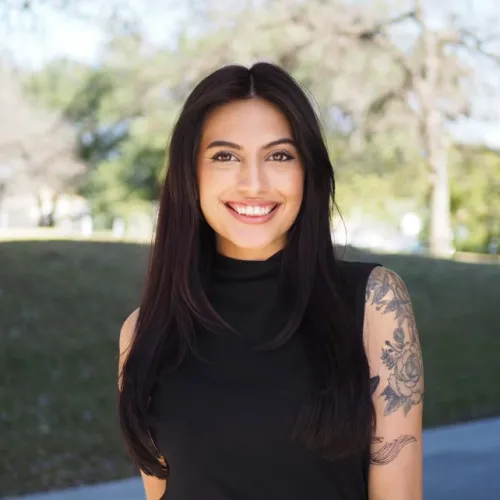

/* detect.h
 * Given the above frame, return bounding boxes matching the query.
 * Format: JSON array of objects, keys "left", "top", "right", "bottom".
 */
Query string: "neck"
[{"left": 216, "top": 237, "right": 285, "bottom": 261}]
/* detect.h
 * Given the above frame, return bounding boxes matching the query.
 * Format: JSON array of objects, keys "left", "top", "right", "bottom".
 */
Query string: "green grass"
[{"left": 1, "top": 240, "right": 499, "bottom": 496}]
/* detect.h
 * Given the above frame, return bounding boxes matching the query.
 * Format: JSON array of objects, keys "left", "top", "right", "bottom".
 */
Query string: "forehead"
[{"left": 200, "top": 98, "right": 293, "bottom": 144}]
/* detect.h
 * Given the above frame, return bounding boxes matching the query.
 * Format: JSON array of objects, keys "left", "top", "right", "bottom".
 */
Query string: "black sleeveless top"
[{"left": 149, "top": 251, "right": 380, "bottom": 500}]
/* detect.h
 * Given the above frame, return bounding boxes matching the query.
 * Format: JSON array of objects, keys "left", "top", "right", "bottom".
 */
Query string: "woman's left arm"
[{"left": 364, "top": 266, "right": 424, "bottom": 500}]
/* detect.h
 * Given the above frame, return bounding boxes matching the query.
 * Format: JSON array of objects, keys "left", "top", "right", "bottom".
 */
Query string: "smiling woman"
[
  {"left": 117, "top": 62, "right": 423, "bottom": 500},
  {"left": 198, "top": 98, "right": 304, "bottom": 260}
]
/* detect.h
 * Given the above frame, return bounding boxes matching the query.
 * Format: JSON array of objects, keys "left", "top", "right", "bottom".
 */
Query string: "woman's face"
[{"left": 197, "top": 98, "right": 304, "bottom": 260}]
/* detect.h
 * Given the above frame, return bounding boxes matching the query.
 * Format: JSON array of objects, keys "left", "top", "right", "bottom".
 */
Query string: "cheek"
[
  {"left": 198, "top": 168, "right": 225, "bottom": 217},
  {"left": 281, "top": 168, "right": 304, "bottom": 208}
]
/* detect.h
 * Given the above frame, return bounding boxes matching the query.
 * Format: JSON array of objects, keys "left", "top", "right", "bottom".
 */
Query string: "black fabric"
[{"left": 149, "top": 252, "right": 380, "bottom": 499}]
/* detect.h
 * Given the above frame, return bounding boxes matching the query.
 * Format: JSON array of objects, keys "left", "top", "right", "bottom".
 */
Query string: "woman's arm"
[
  {"left": 119, "top": 309, "right": 168, "bottom": 500},
  {"left": 364, "top": 267, "right": 424, "bottom": 500},
  {"left": 138, "top": 469, "right": 168, "bottom": 500}
]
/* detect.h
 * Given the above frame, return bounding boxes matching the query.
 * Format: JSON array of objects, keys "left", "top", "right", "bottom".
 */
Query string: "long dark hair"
[{"left": 119, "top": 62, "right": 375, "bottom": 477}]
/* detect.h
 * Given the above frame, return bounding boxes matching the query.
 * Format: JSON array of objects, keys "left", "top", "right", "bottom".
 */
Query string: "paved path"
[
  {"left": 3, "top": 479, "right": 144, "bottom": 500},
  {"left": 423, "top": 417, "right": 500, "bottom": 499},
  {"left": 6, "top": 417, "right": 500, "bottom": 500}
]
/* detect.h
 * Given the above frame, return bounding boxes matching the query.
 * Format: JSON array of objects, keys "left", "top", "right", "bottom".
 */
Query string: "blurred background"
[{"left": 0, "top": 0, "right": 499, "bottom": 498}]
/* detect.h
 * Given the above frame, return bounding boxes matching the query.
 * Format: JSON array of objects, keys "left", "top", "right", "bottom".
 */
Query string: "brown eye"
[
  {"left": 269, "top": 151, "right": 294, "bottom": 162},
  {"left": 211, "top": 151, "right": 238, "bottom": 162}
]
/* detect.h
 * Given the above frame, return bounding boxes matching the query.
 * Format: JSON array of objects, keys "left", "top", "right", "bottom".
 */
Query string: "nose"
[{"left": 236, "top": 159, "right": 269, "bottom": 196}]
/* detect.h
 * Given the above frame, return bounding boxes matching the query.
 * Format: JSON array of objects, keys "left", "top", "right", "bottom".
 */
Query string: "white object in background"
[
  {"left": 0, "top": 211, "right": 8, "bottom": 229},
  {"left": 60, "top": 218, "right": 73, "bottom": 234},
  {"left": 112, "top": 217, "right": 126, "bottom": 239},
  {"left": 401, "top": 212, "right": 422, "bottom": 237},
  {"left": 81, "top": 215, "right": 93, "bottom": 237}
]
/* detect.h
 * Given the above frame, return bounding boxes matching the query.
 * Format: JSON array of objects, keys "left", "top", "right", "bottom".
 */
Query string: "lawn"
[{"left": 1, "top": 239, "right": 499, "bottom": 496}]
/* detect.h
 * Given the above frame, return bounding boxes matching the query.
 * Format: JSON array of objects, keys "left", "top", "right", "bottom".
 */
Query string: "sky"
[
  {"left": 0, "top": 1, "right": 189, "bottom": 68},
  {"left": 1, "top": 0, "right": 499, "bottom": 147}
]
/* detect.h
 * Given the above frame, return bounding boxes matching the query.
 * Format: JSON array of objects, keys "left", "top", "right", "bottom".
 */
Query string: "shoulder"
[
  {"left": 364, "top": 266, "right": 413, "bottom": 316},
  {"left": 118, "top": 308, "right": 139, "bottom": 390},
  {"left": 363, "top": 266, "right": 420, "bottom": 372},
  {"left": 119, "top": 308, "right": 139, "bottom": 355}
]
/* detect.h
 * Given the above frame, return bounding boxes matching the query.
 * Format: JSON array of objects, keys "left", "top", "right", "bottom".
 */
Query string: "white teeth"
[{"left": 231, "top": 204, "right": 275, "bottom": 216}]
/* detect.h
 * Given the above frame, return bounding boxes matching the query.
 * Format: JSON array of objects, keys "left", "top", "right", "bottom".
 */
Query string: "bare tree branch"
[
  {"left": 459, "top": 29, "right": 500, "bottom": 65},
  {"left": 0, "top": 67, "right": 86, "bottom": 196},
  {"left": 356, "top": 11, "right": 416, "bottom": 40}
]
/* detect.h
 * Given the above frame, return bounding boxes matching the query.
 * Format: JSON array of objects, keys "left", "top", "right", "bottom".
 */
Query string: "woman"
[{"left": 118, "top": 62, "right": 424, "bottom": 500}]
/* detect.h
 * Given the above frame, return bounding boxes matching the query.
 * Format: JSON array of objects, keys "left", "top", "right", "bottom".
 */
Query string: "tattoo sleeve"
[
  {"left": 370, "top": 435, "right": 417, "bottom": 465},
  {"left": 366, "top": 267, "right": 424, "bottom": 417}
]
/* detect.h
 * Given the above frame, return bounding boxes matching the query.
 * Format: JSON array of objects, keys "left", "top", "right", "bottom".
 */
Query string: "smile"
[{"left": 224, "top": 202, "right": 280, "bottom": 223}]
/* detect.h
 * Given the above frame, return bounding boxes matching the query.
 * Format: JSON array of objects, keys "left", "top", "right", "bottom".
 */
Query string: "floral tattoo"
[
  {"left": 367, "top": 267, "right": 424, "bottom": 416},
  {"left": 368, "top": 354, "right": 419, "bottom": 465}
]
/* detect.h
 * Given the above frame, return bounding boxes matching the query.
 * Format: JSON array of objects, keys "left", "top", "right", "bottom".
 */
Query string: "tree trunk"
[
  {"left": 427, "top": 126, "right": 453, "bottom": 256},
  {"left": 36, "top": 189, "right": 58, "bottom": 227},
  {"left": 417, "top": 18, "right": 454, "bottom": 257}
]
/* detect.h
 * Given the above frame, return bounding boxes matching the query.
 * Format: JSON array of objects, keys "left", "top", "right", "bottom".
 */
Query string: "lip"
[{"left": 223, "top": 201, "right": 280, "bottom": 224}]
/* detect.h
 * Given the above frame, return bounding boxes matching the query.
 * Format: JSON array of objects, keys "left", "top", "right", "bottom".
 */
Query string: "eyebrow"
[{"left": 206, "top": 138, "right": 296, "bottom": 150}]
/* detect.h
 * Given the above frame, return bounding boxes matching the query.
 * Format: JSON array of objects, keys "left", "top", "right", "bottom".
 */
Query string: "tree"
[
  {"left": 0, "top": 66, "right": 86, "bottom": 225},
  {"left": 24, "top": 33, "right": 183, "bottom": 221},
  {"left": 292, "top": 0, "right": 500, "bottom": 256},
  {"left": 331, "top": 0, "right": 500, "bottom": 256},
  {"left": 449, "top": 144, "right": 500, "bottom": 252}
]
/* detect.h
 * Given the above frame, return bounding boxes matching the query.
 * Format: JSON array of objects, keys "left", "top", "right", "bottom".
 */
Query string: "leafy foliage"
[{"left": 449, "top": 145, "right": 500, "bottom": 251}]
